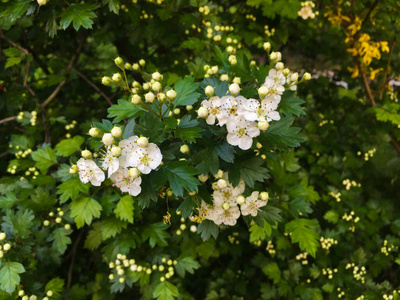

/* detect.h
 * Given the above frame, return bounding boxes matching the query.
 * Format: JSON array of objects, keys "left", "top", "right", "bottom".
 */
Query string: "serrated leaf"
[
  {"left": 280, "top": 92, "right": 306, "bottom": 117},
  {"left": 216, "top": 142, "right": 235, "bottom": 163},
  {"left": 173, "top": 75, "right": 201, "bottom": 107},
  {"left": 70, "top": 197, "right": 102, "bottom": 228},
  {"left": 123, "top": 119, "right": 135, "bottom": 139},
  {"left": 45, "top": 278, "right": 64, "bottom": 298},
  {"left": 181, "top": 37, "right": 204, "bottom": 51},
  {"left": 229, "top": 156, "right": 270, "bottom": 188},
  {"left": 49, "top": 228, "right": 72, "bottom": 254},
  {"left": 192, "top": 147, "right": 219, "bottom": 175},
  {"left": 31, "top": 146, "right": 57, "bottom": 173},
  {"left": 262, "top": 262, "right": 281, "bottom": 284},
  {"left": 142, "top": 222, "right": 170, "bottom": 247},
  {"left": 60, "top": 4, "right": 99, "bottom": 31},
  {"left": 55, "top": 136, "right": 85, "bottom": 156},
  {"left": 259, "top": 206, "right": 282, "bottom": 225},
  {"left": 107, "top": 99, "right": 145, "bottom": 123},
  {"left": 57, "top": 178, "right": 90, "bottom": 203},
  {"left": 0, "top": 0, "right": 31, "bottom": 19},
  {"left": 0, "top": 192, "right": 17, "bottom": 210},
  {"left": 0, "top": 262, "right": 25, "bottom": 294},
  {"left": 249, "top": 219, "right": 272, "bottom": 242},
  {"left": 5, "top": 57, "right": 22, "bottom": 69},
  {"left": 164, "top": 162, "right": 200, "bottom": 197},
  {"left": 114, "top": 195, "right": 134, "bottom": 223},
  {"left": 100, "top": 218, "right": 127, "bottom": 240},
  {"left": 289, "top": 197, "right": 312, "bottom": 217},
  {"left": 84, "top": 222, "right": 102, "bottom": 250},
  {"left": 197, "top": 219, "right": 219, "bottom": 241},
  {"left": 2, "top": 209, "right": 34, "bottom": 239},
  {"left": 175, "top": 256, "right": 200, "bottom": 277},
  {"left": 285, "top": 218, "right": 320, "bottom": 257},
  {"left": 103, "top": 0, "right": 119, "bottom": 14},
  {"left": 153, "top": 281, "right": 179, "bottom": 300}
]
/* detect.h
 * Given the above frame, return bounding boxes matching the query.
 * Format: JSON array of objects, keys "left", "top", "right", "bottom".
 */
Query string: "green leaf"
[
  {"left": 289, "top": 197, "right": 312, "bottom": 217},
  {"left": 173, "top": 76, "right": 201, "bottom": 107},
  {"left": 216, "top": 142, "right": 235, "bottom": 163},
  {"left": 84, "top": 223, "right": 103, "bottom": 250},
  {"left": 173, "top": 115, "right": 202, "bottom": 143},
  {"left": 324, "top": 210, "right": 339, "bottom": 224},
  {"left": 0, "top": 262, "right": 25, "bottom": 294},
  {"left": 107, "top": 99, "right": 145, "bottom": 123},
  {"left": 0, "top": 0, "right": 31, "bottom": 19},
  {"left": 259, "top": 206, "right": 282, "bottom": 225},
  {"left": 55, "top": 136, "right": 85, "bottom": 156},
  {"left": 197, "top": 219, "right": 219, "bottom": 241},
  {"left": 60, "top": 4, "right": 99, "bottom": 31},
  {"left": 258, "top": 117, "right": 307, "bottom": 151},
  {"left": 153, "top": 281, "right": 179, "bottom": 300},
  {"left": 29, "top": 187, "right": 57, "bottom": 211},
  {"left": 45, "top": 278, "right": 64, "bottom": 298},
  {"left": 114, "top": 195, "right": 134, "bottom": 223},
  {"left": 181, "top": 37, "right": 204, "bottom": 51},
  {"left": 175, "top": 256, "right": 200, "bottom": 277},
  {"left": 57, "top": 178, "right": 90, "bottom": 204},
  {"left": 123, "top": 119, "right": 135, "bottom": 139},
  {"left": 2, "top": 209, "right": 34, "bottom": 239},
  {"left": 164, "top": 162, "right": 200, "bottom": 197},
  {"left": 0, "top": 192, "right": 17, "bottom": 210},
  {"left": 70, "top": 197, "right": 102, "bottom": 228},
  {"left": 285, "top": 218, "right": 320, "bottom": 257},
  {"left": 229, "top": 156, "right": 270, "bottom": 188},
  {"left": 49, "top": 228, "right": 72, "bottom": 254},
  {"left": 192, "top": 147, "right": 219, "bottom": 175},
  {"left": 103, "top": 0, "right": 119, "bottom": 14},
  {"left": 5, "top": 57, "right": 22, "bottom": 69},
  {"left": 142, "top": 222, "right": 170, "bottom": 247},
  {"left": 249, "top": 219, "right": 272, "bottom": 242},
  {"left": 134, "top": 113, "right": 167, "bottom": 144},
  {"left": 100, "top": 218, "right": 127, "bottom": 240},
  {"left": 262, "top": 262, "right": 281, "bottom": 284},
  {"left": 31, "top": 146, "right": 57, "bottom": 173},
  {"left": 280, "top": 92, "right": 306, "bottom": 117}
]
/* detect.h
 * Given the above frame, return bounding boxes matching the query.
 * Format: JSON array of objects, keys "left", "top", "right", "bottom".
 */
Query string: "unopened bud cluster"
[
  {"left": 342, "top": 179, "right": 361, "bottom": 190},
  {"left": 295, "top": 252, "right": 309, "bottom": 265},
  {"left": 357, "top": 148, "right": 376, "bottom": 161},
  {"left": 320, "top": 237, "right": 337, "bottom": 250},
  {"left": 322, "top": 267, "right": 338, "bottom": 279},
  {"left": 346, "top": 263, "right": 366, "bottom": 283}
]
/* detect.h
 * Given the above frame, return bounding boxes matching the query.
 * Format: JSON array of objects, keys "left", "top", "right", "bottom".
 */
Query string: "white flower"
[
  {"left": 200, "top": 96, "right": 224, "bottom": 125},
  {"left": 212, "top": 203, "right": 241, "bottom": 226},
  {"left": 118, "top": 136, "right": 139, "bottom": 167},
  {"left": 226, "top": 116, "right": 260, "bottom": 150},
  {"left": 126, "top": 143, "right": 162, "bottom": 174},
  {"left": 264, "top": 69, "right": 286, "bottom": 95},
  {"left": 240, "top": 191, "right": 267, "bottom": 216},
  {"left": 77, "top": 158, "right": 105, "bottom": 186},
  {"left": 101, "top": 147, "right": 120, "bottom": 177},
  {"left": 260, "top": 97, "right": 281, "bottom": 122},
  {"left": 110, "top": 168, "right": 142, "bottom": 196}
]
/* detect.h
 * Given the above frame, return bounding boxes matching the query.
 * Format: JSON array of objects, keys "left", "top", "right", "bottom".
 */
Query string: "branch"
[
  {"left": 0, "top": 30, "right": 29, "bottom": 55},
  {"left": 379, "top": 39, "right": 396, "bottom": 100},
  {"left": 72, "top": 68, "right": 113, "bottom": 106},
  {"left": 357, "top": 61, "right": 376, "bottom": 106},
  {"left": 66, "top": 229, "right": 85, "bottom": 290},
  {"left": 390, "top": 134, "right": 400, "bottom": 155},
  {"left": 0, "top": 116, "right": 17, "bottom": 125}
]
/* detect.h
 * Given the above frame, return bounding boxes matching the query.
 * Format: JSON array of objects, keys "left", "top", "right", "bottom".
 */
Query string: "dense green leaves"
[
  {"left": 0, "top": 262, "right": 25, "bottom": 294},
  {"left": 175, "top": 256, "right": 200, "bottom": 277},
  {"left": 107, "top": 99, "right": 145, "bottom": 123},
  {"left": 57, "top": 178, "right": 90, "bottom": 203},
  {"left": 114, "top": 195, "right": 134, "bottom": 223},
  {"left": 55, "top": 136, "right": 85, "bottom": 156},
  {"left": 173, "top": 76, "right": 201, "bottom": 107},
  {"left": 249, "top": 220, "right": 272, "bottom": 242},
  {"left": 197, "top": 220, "right": 219, "bottom": 240},
  {"left": 285, "top": 219, "right": 320, "bottom": 257},
  {"left": 31, "top": 146, "right": 57, "bottom": 173},
  {"left": 229, "top": 156, "right": 270, "bottom": 188},
  {"left": 60, "top": 4, "right": 99, "bottom": 31},
  {"left": 70, "top": 198, "right": 102, "bottom": 228},
  {"left": 49, "top": 228, "right": 72, "bottom": 254},
  {"left": 153, "top": 281, "right": 179, "bottom": 300},
  {"left": 142, "top": 223, "right": 170, "bottom": 247},
  {"left": 164, "top": 162, "right": 200, "bottom": 197}
]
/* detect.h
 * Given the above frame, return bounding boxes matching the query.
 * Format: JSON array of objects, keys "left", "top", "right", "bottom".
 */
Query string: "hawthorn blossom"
[
  {"left": 126, "top": 143, "right": 162, "bottom": 174},
  {"left": 101, "top": 147, "right": 119, "bottom": 177},
  {"left": 211, "top": 203, "right": 241, "bottom": 226},
  {"left": 77, "top": 158, "right": 105, "bottom": 186},
  {"left": 226, "top": 116, "right": 260, "bottom": 150},
  {"left": 200, "top": 96, "right": 225, "bottom": 125},
  {"left": 240, "top": 191, "right": 267, "bottom": 217},
  {"left": 118, "top": 135, "right": 139, "bottom": 167},
  {"left": 110, "top": 168, "right": 142, "bottom": 196},
  {"left": 264, "top": 69, "right": 286, "bottom": 95}
]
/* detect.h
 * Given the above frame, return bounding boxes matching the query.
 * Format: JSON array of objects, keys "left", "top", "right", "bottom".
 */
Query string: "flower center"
[
  {"left": 237, "top": 127, "right": 246, "bottom": 137},
  {"left": 140, "top": 153, "right": 150, "bottom": 166}
]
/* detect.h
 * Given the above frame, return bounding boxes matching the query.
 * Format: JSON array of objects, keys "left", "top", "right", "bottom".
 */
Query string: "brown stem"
[
  {"left": 357, "top": 62, "right": 376, "bottom": 106},
  {"left": 379, "top": 39, "right": 396, "bottom": 100},
  {"left": 355, "top": 0, "right": 379, "bottom": 38},
  {"left": 0, "top": 116, "right": 17, "bottom": 125},
  {"left": 0, "top": 30, "right": 29, "bottom": 55},
  {"left": 390, "top": 134, "right": 400, "bottom": 155},
  {"left": 0, "top": 151, "right": 10, "bottom": 158},
  {"left": 72, "top": 68, "right": 113, "bottom": 106},
  {"left": 66, "top": 229, "right": 85, "bottom": 290}
]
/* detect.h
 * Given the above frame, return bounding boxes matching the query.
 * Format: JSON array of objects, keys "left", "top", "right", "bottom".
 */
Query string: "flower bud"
[
  {"left": 290, "top": 72, "right": 299, "bottom": 82},
  {"left": 236, "top": 195, "right": 245, "bottom": 205},
  {"left": 258, "top": 86, "right": 269, "bottom": 99},
  {"left": 131, "top": 95, "right": 142, "bottom": 104},
  {"left": 217, "top": 179, "right": 227, "bottom": 189},
  {"left": 111, "top": 126, "right": 122, "bottom": 138},
  {"left": 19, "top": 290, "right": 25, "bottom": 297},
  {"left": 128, "top": 168, "right": 141, "bottom": 178},
  {"left": 152, "top": 72, "right": 162, "bottom": 81},
  {"left": 205, "top": 85, "right": 214, "bottom": 97},
  {"left": 111, "top": 146, "right": 122, "bottom": 156},
  {"left": 233, "top": 77, "right": 241, "bottom": 84},
  {"left": 81, "top": 150, "right": 92, "bottom": 159},
  {"left": 198, "top": 107, "right": 208, "bottom": 118},
  {"left": 158, "top": 93, "right": 167, "bottom": 102},
  {"left": 173, "top": 108, "right": 180, "bottom": 115},
  {"left": 69, "top": 165, "right": 78, "bottom": 174},
  {"left": 152, "top": 82, "right": 162, "bottom": 92},
  {"left": 166, "top": 89, "right": 177, "bottom": 101},
  {"left": 137, "top": 137, "right": 149, "bottom": 148},
  {"left": 211, "top": 66, "right": 219, "bottom": 74},
  {"left": 114, "top": 57, "right": 124, "bottom": 69},
  {"left": 263, "top": 42, "right": 271, "bottom": 51},
  {"left": 142, "top": 83, "right": 150, "bottom": 91},
  {"left": 186, "top": 105, "right": 193, "bottom": 111},
  {"left": 55, "top": 217, "right": 62, "bottom": 223},
  {"left": 112, "top": 73, "right": 122, "bottom": 83},
  {"left": 220, "top": 74, "right": 229, "bottom": 81},
  {"left": 64, "top": 224, "right": 71, "bottom": 230},
  {"left": 89, "top": 127, "right": 101, "bottom": 137},
  {"left": 190, "top": 225, "right": 197, "bottom": 232},
  {"left": 269, "top": 52, "right": 277, "bottom": 61},
  {"left": 180, "top": 144, "right": 190, "bottom": 154},
  {"left": 275, "top": 62, "right": 284, "bottom": 70},
  {"left": 283, "top": 68, "right": 290, "bottom": 76},
  {"left": 3, "top": 243, "right": 11, "bottom": 251},
  {"left": 198, "top": 174, "right": 208, "bottom": 182},
  {"left": 139, "top": 59, "right": 146, "bottom": 66},
  {"left": 229, "top": 83, "right": 240, "bottom": 95},
  {"left": 258, "top": 120, "right": 270, "bottom": 131},
  {"left": 222, "top": 202, "right": 230, "bottom": 210},
  {"left": 0, "top": 232, "right": 7, "bottom": 241},
  {"left": 37, "top": 0, "right": 47, "bottom": 6},
  {"left": 260, "top": 191, "right": 269, "bottom": 201},
  {"left": 102, "top": 76, "right": 112, "bottom": 86},
  {"left": 303, "top": 72, "right": 312, "bottom": 81},
  {"left": 102, "top": 133, "right": 114, "bottom": 145},
  {"left": 132, "top": 63, "right": 140, "bottom": 70},
  {"left": 145, "top": 92, "right": 155, "bottom": 103},
  {"left": 228, "top": 55, "right": 237, "bottom": 65},
  {"left": 124, "top": 63, "right": 132, "bottom": 70},
  {"left": 46, "top": 291, "right": 53, "bottom": 297},
  {"left": 43, "top": 220, "right": 50, "bottom": 226}
]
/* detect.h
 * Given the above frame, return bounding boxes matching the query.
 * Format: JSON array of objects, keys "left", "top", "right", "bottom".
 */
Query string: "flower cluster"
[
  {"left": 198, "top": 64, "right": 300, "bottom": 150},
  {"left": 73, "top": 131, "right": 162, "bottom": 197},
  {"left": 198, "top": 172, "right": 269, "bottom": 226},
  {"left": 298, "top": 1, "right": 318, "bottom": 20}
]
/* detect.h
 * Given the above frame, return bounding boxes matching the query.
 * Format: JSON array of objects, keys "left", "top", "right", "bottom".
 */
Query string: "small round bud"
[
  {"left": 137, "top": 137, "right": 149, "bottom": 148},
  {"left": 0, "top": 251, "right": 3, "bottom": 258},
  {"left": 269, "top": 52, "right": 277, "bottom": 61},
  {"left": 198, "top": 174, "right": 208, "bottom": 182},
  {"left": 283, "top": 68, "right": 290, "bottom": 76},
  {"left": 69, "top": 165, "right": 78, "bottom": 174},
  {"left": 132, "top": 63, "right": 140, "bottom": 70},
  {"left": 290, "top": 72, "right": 299, "bottom": 82},
  {"left": 152, "top": 82, "right": 162, "bottom": 92},
  {"left": 222, "top": 202, "right": 230, "bottom": 210},
  {"left": 205, "top": 85, "right": 214, "bottom": 97},
  {"left": 111, "top": 127, "right": 122, "bottom": 138},
  {"left": 3, "top": 243, "right": 11, "bottom": 251},
  {"left": 102, "top": 76, "right": 112, "bottom": 86},
  {"left": 102, "top": 133, "right": 115, "bottom": 146},
  {"left": 229, "top": 83, "right": 240, "bottom": 95},
  {"left": 217, "top": 179, "right": 227, "bottom": 189},
  {"left": 89, "top": 127, "right": 101, "bottom": 137},
  {"left": 258, "top": 86, "right": 269, "bottom": 99},
  {"left": 180, "top": 145, "right": 190, "bottom": 154},
  {"left": 166, "top": 90, "right": 177, "bottom": 101},
  {"left": 260, "top": 192, "right": 269, "bottom": 201},
  {"left": 198, "top": 107, "right": 208, "bottom": 118},
  {"left": 228, "top": 55, "right": 237, "bottom": 65},
  {"left": 275, "top": 62, "right": 284, "bottom": 70},
  {"left": 160, "top": 277, "right": 165, "bottom": 282},
  {"left": 46, "top": 291, "right": 53, "bottom": 297},
  {"left": 81, "top": 150, "right": 92, "bottom": 159},
  {"left": 55, "top": 217, "right": 62, "bottom": 223},
  {"left": 233, "top": 77, "right": 241, "bottom": 84},
  {"left": 0, "top": 232, "right": 6, "bottom": 241},
  {"left": 124, "top": 63, "right": 132, "bottom": 70},
  {"left": 152, "top": 72, "right": 162, "bottom": 81},
  {"left": 236, "top": 195, "right": 245, "bottom": 205},
  {"left": 22, "top": 296, "right": 28, "bottom": 300},
  {"left": 131, "top": 95, "right": 141, "bottom": 104},
  {"left": 109, "top": 274, "right": 114, "bottom": 280},
  {"left": 112, "top": 73, "right": 122, "bottom": 83},
  {"left": 220, "top": 74, "right": 229, "bottom": 81},
  {"left": 158, "top": 93, "right": 167, "bottom": 102},
  {"left": 119, "top": 277, "right": 125, "bottom": 283},
  {"left": 30, "top": 295, "right": 38, "bottom": 300},
  {"left": 303, "top": 72, "right": 312, "bottom": 81},
  {"left": 145, "top": 92, "right": 155, "bottom": 103},
  {"left": 258, "top": 120, "right": 270, "bottom": 131},
  {"left": 128, "top": 168, "right": 140, "bottom": 178},
  {"left": 64, "top": 224, "right": 71, "bottom": 230},
  {"left": 186, "top": 105, "right": 193, "bottom": 111},
  {"left": 190, "top": 225, "right": 197, "bottom": 232},
  {"left": 139, "top": 59, "right": 146, "bottom": 66},
  {"left": 111, "top": 146, "right": 122, "bottom": 157},
  {"left": 114, "top": 57, "right": 124, "bottom": 68},
  {"left": 43, "top": 220, "right": 50, "bottom": 226},
  {"left": 263, "top": 42, "right": 271, "bottom": 51},
  {"left": 18, "top": 290, "right": 25, "bottom": 297}
]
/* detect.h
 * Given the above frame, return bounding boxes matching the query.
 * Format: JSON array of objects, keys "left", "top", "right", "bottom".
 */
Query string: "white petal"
[
  {"left": 239, "top": 136, "right": 253, "bottom": 150},
  {"left": 227, "top": 133, "right": 240, "bottom": 146}
]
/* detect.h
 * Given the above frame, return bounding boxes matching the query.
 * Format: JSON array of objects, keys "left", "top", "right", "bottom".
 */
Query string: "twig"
[
  {"left": 0, "top": 30, "right": 29, "bottom": 55},
  {"left": 0, "top": 151, "right": 10, "bottom": 158},
  {"left": 357, "top": 0, "right": 379, "bottom": 35},
  {"left": 357, "top": 61, "right": 376, "bottom": 106},
  {"left": 390, "top": 134, "right": 400, "bottom": 155},
  {"left": 379, "top": 39, "right": 396, "bottom": 100},
  {"left": 72, "top": 68, "right": 113, "bottom": 106},
  {"left": 66, "top": 229, "right": 85, "bottom": 290},
  {"left": 0, "top": 116, "right": 17, "bottom": 125}
]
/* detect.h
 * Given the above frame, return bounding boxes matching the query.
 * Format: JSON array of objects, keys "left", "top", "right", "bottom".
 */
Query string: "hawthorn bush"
[{"left": 0, "top": 0, "right": 400, "bottom": 299}]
